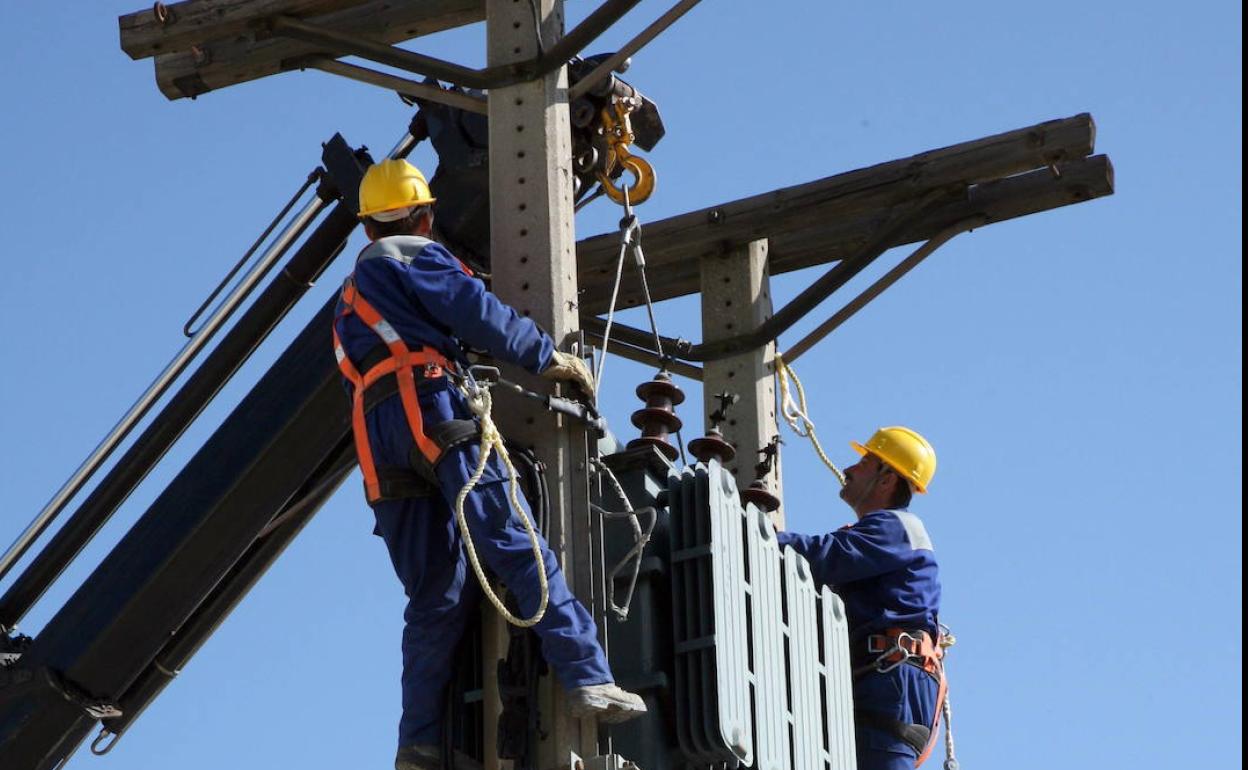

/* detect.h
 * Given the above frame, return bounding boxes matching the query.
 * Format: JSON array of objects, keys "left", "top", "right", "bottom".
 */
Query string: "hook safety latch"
[{"left": 597, "top": 99, "right": 656, "bottom": 206}]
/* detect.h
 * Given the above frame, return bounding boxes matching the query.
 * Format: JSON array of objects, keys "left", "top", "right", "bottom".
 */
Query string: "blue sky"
[{"left": 0, "top": 1, "right": 1241, "bottom": 768}]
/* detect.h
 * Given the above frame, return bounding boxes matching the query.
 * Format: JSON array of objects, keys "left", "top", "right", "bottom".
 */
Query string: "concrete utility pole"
[
  {"left": 699, "top": 239, "right": 784, "bottom": 528},
  {"left": 486, "top": 0, "right": 600, "bottom": 765}
]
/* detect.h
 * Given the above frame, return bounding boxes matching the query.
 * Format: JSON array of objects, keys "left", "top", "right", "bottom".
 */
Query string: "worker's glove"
[{"left": 542, "top": 350, "right": 596, "bottom": 396}]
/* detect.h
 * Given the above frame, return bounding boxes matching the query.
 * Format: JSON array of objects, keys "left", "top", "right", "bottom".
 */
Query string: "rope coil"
[
  {"left": 774, "top": 353, "right": 846, "bottom": 486},
  {"left": 454, "top": 382, "right": 549, "bottom": 628}
]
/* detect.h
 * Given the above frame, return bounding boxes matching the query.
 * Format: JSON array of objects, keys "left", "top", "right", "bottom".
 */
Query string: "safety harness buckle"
[
  {"left": 869, "top": 631, "right": 917, "bottom": 674},
  {"left": 865, "top": 628, "right": 944, "bottom": 676}
]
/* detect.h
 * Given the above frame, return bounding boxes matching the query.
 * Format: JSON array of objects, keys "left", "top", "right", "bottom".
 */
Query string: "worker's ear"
[
  {"left": 362, "top": 219, "right": 378, "bottom": 241},
  {"left": 415, "top": 208, "right": 434, "bottom": 236},
  {"left": 878, "top": 467, "right": 900, "bottom": 495}
]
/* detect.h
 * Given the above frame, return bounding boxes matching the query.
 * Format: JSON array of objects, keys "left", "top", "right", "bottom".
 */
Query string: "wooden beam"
[
  {"left": 576, "top": 113, "right": 1094, "bottom": 283},
  {"left": 576, "top": 154, "right": 1113, "bottom": 315},
  {"left": 769, "top": 154, "right": 1115, "bottom": 275},
  {"left": 120, "top": 0, "right": 369, "bottom": 60},
  {"left": 145, "top": 0, "right": 484, "bottom": 100}
]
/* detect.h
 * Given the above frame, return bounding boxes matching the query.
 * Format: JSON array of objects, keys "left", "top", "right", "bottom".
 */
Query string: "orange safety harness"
[
  {"left": 856, "top": 627, "right": 950, "bottom": 768},
  {"left": 333, "top": 276, "right": 455, "bottom": 503}
]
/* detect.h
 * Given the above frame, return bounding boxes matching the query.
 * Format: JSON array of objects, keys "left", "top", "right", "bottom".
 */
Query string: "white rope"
[
  {"left": 454, "top": 384, "right": 549, "bottom": 628},
  {"left": 774, "top": 353, "right": 846, "bottom": 486},
  {"left": 942, "top": 693, "right": 958, "bottom": 770},
  {"left": 939, "top": 627, "right": 960, "bottom": 769}
]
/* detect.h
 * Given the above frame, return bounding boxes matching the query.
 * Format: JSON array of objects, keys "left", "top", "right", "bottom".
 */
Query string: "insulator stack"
[
  {"left": 627, "top": 371, "right": 685, "bottom": 462},
  {"left": 688, "top": 426, "right": 735, "bottom": 465},
  {"left": 741, "top": 480, "right": 781, "bottom": 513}
]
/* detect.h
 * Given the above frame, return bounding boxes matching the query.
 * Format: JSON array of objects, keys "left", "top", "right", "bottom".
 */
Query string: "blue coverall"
[
  {"left": 777, "top": 509, "right": 942, "bottom": 770},
  {"left": 334, "top": 235, "right": 612, "bottom": 748}
]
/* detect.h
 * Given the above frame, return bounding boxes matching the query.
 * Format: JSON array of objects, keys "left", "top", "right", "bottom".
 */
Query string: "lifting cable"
[
  {"left": 594, "top": 189, "right": 665, "bottom": 397},
  {"left": 774, "top": 352, "right": 846, "bottom": 487},
  {"left": 454, "top": 374, "right": 549, "bottom": 628},
  {"left": 590, "top": 90, "right": 662, "bottom": 393}
]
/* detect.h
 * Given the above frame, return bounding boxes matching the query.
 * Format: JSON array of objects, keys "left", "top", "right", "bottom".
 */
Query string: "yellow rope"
[
  {"left": 774, "top": 353, "right": 846, "bottom": 487},
  {"left": 455, "top": 385, "right": 549, "bottom": 628}
]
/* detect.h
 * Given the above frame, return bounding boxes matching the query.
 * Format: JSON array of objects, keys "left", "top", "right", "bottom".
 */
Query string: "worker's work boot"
[
  {"left": 395, "top": 744, "right": 441, "bottom": 770},
  {"left": 567, "top": 683, "right": 647, "bottom": 723}
]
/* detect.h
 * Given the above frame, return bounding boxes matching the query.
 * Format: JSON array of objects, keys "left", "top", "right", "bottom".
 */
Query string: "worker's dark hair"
[
  {"left": 884, "top": 467, "right": 914, "bottom": 509},
  {"left": 365, "top": 205, "right": 433, "bottom": 238}
]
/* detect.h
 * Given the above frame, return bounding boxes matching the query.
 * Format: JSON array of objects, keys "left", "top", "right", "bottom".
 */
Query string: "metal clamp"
[{"left": 459, "top": 364, "right": 494, "bottom": 402}]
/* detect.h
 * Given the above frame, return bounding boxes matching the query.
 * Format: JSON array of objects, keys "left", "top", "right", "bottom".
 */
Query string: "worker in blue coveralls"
[
  {"left": 777, "top": 426, "right": 946, "bottom": 770},
  {"left": 333, "top": 159, "right": 646, "bottom": 770}
]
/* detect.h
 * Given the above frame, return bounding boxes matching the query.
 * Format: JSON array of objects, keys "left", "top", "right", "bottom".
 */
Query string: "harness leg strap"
[
  {"left": 426, "top": 419, "right": 481, "bottom": 453},
  {"left": 855, "top": 710, "right": 932, "bottom": 757}
]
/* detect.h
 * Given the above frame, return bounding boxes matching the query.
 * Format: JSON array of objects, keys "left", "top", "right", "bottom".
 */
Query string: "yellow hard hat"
[
  {"left": 357, "top": 159, "right": 436, "bottom": 220},
  {"left": 851, "top": 426, "right": 937, "bottom": 494}
]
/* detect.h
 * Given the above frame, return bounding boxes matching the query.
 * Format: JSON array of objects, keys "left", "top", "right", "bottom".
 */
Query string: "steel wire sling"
[{"left": 594, "top": 190, "right": 665, "bottom": 396}]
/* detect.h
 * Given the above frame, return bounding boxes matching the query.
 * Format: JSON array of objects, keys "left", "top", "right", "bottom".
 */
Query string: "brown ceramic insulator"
[
  {"left": 630, "top": 407, "right": 683, "bottom": 432},
  {"left": 741, "top": 482, "right": 781, "bottom": 513},
  {"left": 688, "top": 427, "right": 736, "bottom": 464},
  {"left": 627, "top": 371, "right": 686, "bottom": 462},
  {"left": 634, "top": 372, "right": 685, "bottom": 408},
  {"left": 627, "top": 435, "right": 681, "bottom": 461}
]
